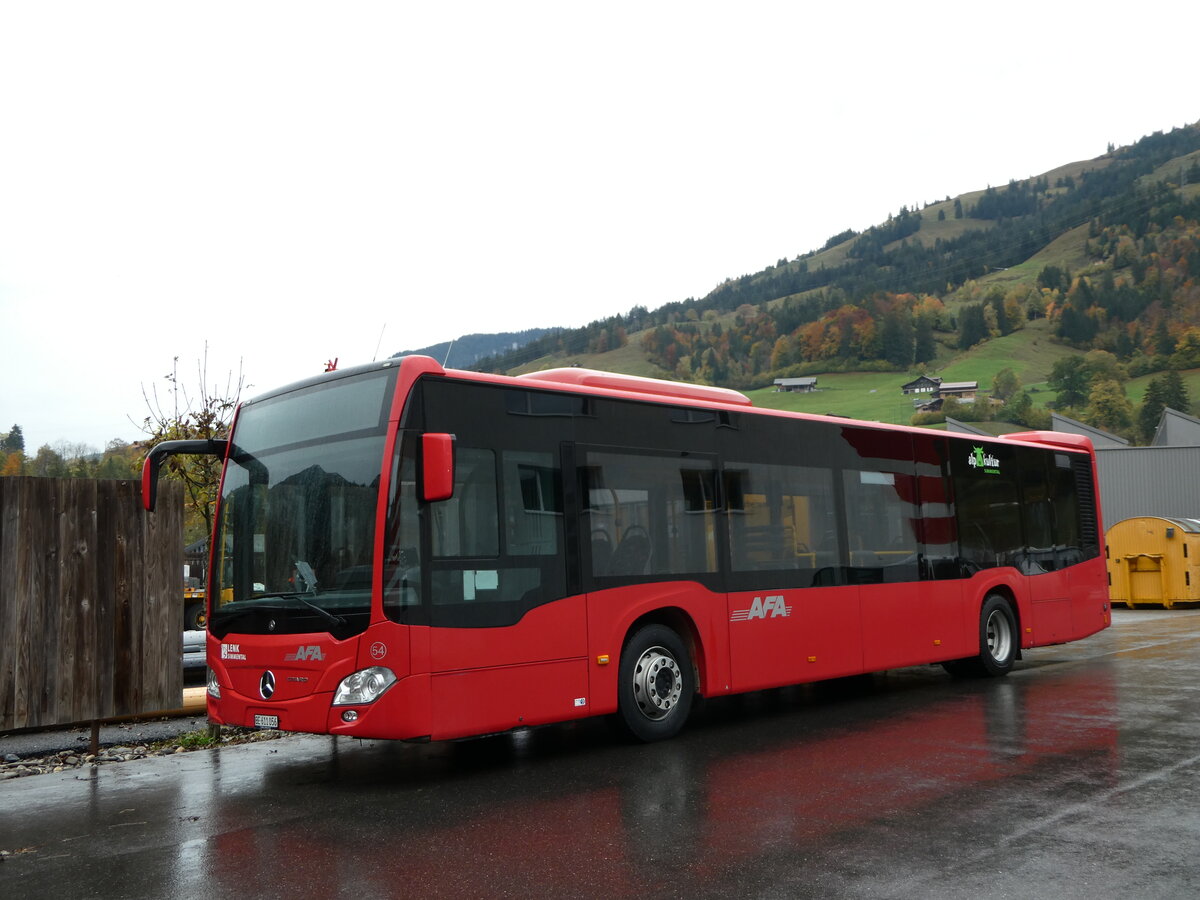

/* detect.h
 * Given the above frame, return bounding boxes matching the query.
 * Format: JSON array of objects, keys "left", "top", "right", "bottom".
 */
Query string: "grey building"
[
  {"left": 1041, "top": 410, "right": 1200, "bottom": 526},
  {"left": 1151, "top": 407, "right": 1200, "bottom": 447},
  {"left": 1050, "top": 413, "right": 1130, "bottom": 448},
  {"left": 1093, "top": 444, "right": 1200, "bottom": 527}
]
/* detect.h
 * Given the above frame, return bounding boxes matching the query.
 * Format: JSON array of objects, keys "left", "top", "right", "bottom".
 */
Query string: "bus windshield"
[{"left": 209, "top": 367, "right": 396, "bottom": 638}]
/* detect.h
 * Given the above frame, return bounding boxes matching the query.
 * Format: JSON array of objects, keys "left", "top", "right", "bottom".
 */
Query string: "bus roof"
[
  {"left": 240, "top": 357, "right": 1094, "bottom": 459},
  {"left": 516, "top": 367, "right": 753, "bottom": 407}
]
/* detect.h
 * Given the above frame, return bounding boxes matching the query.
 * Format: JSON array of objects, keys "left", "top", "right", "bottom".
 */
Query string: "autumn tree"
[
  {"left": 30, "top": 445, "right": 69, "bottom": 477},
  {"left": 1085, "top": 379, "right": 1134, "bottom": 435},
  {"left": 1048, "top": 356, "right": 1091, "bottom": 409},
  {"left": 991, "top": 367, "right": 1020, "bottom": 401},
  {"left": 1084, "top": 349, "right": 1126, "bottom": 385},
  {"left": 1170, "top": 328, "right": 1200, "bottom": 370},
  {"left": 139, "top": 349, "right": 245, "bottom": 543},
  {"left": 1000, "top": 390, "right": 1033, "bottom": 426}
]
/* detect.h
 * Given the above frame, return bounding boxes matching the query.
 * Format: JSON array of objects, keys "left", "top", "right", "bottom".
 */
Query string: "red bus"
[{"left": 143, "top": 356, "right": 1110, "bottom": 742}]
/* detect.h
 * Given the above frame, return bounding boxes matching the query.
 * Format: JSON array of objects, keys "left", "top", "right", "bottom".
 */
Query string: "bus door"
[
  {"left": 848, "top": 431, "right": 966, "bottom": 670},
  {"left": 579, "top": 446, "right": 725, "bottom": 681},
  {"left": 724, "top": 459, "right": 862, "bottom": 689},
  {"left": 422, "top": 443, "right": 589, "bottom": 739}
]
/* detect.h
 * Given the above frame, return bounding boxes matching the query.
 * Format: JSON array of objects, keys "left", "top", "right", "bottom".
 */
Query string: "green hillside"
[{"left": 468, "top": 122, "right": 1200, "bottom": 443}]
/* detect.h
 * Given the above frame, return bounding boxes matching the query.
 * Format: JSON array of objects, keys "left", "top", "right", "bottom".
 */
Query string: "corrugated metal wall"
[{"left": 1095, "top": 446, "right": 1200, "bottom": 526}]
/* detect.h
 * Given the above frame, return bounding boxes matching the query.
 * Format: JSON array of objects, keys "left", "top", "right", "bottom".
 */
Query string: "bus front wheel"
[
  {"left": 616, "top": 624, "right": 695, "bottom": 742},
  {"left": 944, "top": 594, "right": 1016, "bottom": 678}
]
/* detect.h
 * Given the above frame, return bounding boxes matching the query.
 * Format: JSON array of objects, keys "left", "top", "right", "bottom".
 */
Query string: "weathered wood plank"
[
  {"left": 0, "top": 477, "right": 185, "bottom": 731},
  {"left": 142, "top": 482, "right": 183, "bottom": 711},
  {"left": 22, "top": 479, "right": 54, "bottom": 729},
  {"left": 0, "top": 480, "right": 19, "bottom": 731},
  {"left": 95, "top": 481, "right": 119, "bottom": 719}
]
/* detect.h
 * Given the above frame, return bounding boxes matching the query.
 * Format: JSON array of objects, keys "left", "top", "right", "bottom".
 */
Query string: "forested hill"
[
  {"left": 468, "top": 121, "right": 1200, "bottom": 395},
  {"left": 393, "top": 328, "right": 558, "bottom": 369}
]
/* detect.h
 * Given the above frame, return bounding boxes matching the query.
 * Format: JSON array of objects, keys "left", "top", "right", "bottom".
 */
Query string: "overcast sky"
[{"left": 1, "top": 1, "right": 1196, "bottom": 453}]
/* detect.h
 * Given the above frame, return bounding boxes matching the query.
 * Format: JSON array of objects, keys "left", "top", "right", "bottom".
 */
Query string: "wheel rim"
[
  {"left": 631, "top": 645, "right": 683, "bottom": 721},
  {"left": 985, "top": 608, "right": 1012, "bottom": 662}
]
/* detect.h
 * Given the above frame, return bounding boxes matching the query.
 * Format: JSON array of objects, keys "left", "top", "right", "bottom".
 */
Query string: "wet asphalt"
[{"left": 2, "top": 609, "right": 1200, "bottom": 899}]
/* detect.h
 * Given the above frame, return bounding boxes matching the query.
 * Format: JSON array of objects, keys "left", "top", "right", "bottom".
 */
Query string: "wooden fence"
[{"left": 0, "top": 477, "right": 184, "bottom": 732}]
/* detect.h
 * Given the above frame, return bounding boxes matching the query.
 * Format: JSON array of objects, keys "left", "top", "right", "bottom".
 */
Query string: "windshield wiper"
[
  {"left": 291, "top": 593, "right": 346, "bottom": 627},
  {"left": 235, "top": 592, "right": 346, "bottom": 627}
]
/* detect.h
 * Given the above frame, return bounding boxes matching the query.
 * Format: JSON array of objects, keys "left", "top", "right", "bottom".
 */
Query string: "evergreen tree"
[
  {"left": 957, "top": 303, "right": 988, "bottom": 349},
  {"left": 1138, "top": 376, "right": 1167, "bottom": 442},
  {"left": 1139, "top": 369, "right": 1192, "bottom": 442},
  {"left": 1154, "top": 319, "right": 1174, "bottom": 357},
  {"left": 1161, "top": 369, "right": 1190, "bottom": 413},
  {"left": 880, "top": 309, "right": 915, "bottom": 367},
  {"left": 1, "top": 424, "right": 23, "bottom": 453},
  {"left": 1115, "top": 329, "right": 1135, "bottom": 359},
  {"left": 914, "top": 317, "right": 937, "bottom": 364},
  {"left": 989, "top": 291, "right": 1010, "bottom": 336}
]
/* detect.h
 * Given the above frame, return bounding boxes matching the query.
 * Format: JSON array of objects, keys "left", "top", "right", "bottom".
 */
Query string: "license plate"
[{"left": 253, "top": 714, "right": 279, "bottom": 729}]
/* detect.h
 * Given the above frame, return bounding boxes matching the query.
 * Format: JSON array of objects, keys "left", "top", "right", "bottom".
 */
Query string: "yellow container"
[{"left": 1106, "top": 516, "right": 1200, "bottom": 608}]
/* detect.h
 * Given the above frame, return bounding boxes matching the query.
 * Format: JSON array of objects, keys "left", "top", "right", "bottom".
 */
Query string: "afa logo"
[
  {"left": 730, "top": 595, "right": 792, "bottom": 622},
  {"left": 284, "top": 645, "right": 325, "bottom": 662}
]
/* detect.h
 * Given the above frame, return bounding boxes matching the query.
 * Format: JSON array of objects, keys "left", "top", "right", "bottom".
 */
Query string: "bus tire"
[
  {"left": 945, "top": 593, "right": 1016, "bottom": 678},
  {"left": 616, "top": 624, "right": 695, "bottom": 742}
]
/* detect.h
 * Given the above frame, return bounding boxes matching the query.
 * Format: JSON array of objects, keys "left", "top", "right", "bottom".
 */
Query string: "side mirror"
[
  {"left": 421, "top": 433, "right": 456, "bottom": 502},
  {"left": 142, "top": 439, "right": 228, "bottom": 511}
]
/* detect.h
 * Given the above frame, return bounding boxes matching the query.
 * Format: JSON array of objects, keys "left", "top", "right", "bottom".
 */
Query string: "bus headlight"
[
  {"left": 207, "top": 668, "right": 221, "bottom": 699},
  {"left": 333, "top": 667, "right": 397, "bottom": 706}
]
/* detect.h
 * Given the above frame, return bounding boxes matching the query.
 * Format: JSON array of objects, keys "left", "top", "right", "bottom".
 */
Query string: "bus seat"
[{"left": 610, "top": 530, "right": 652, "bottom": 575}]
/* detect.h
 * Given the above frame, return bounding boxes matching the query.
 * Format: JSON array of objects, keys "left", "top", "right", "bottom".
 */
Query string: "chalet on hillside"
[
  {"left": 774, "top": 377, "right": 818, "bottom": 393},
  {"left": 901, "top": 375, "right": 941, "bottom": 395},
  {"left": 904, "top": 375, "right": 978, "bottom": 412},
  {"left": 938, "top": 381, "right": 978, "bottom": 401}
]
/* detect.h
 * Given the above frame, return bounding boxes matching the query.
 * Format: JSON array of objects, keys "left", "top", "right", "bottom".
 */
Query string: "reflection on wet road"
[{"left": 4, "top": 610, "right": 1200, "bottom": 898}]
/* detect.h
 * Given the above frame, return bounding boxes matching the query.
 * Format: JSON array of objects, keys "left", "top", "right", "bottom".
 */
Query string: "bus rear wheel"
[
  {"left": 944, "top": 594, "right": 1016, "bottom": 678},
  {"left": 616, "top": 624, "right": 694, "bottom": 742}
]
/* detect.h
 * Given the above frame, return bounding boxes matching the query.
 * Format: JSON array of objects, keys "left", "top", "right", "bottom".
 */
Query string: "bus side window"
[
  {"left": 951, "top": 443, "right": 1022, "bottom": 570},
  {"left": 431, "top": 449, "right": 499, "bottom": 559},
  {"left": 1020, "top": 451, "right": 1056, "bottom": 573},
  {"left": 725, "top": 461, "right": 837, "bottom": 584},
  {"left": 842, "top": 469, "right": 920, "bottom": 584},
  {"left": 502, "top": 451, "right": 561, "bottom": 557},
  {"left": 1051, "top": 452, "right": 1085, "bottom": 566},
  {"left": 584, "top": 449, "right": 718, "bottom": 581}
]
